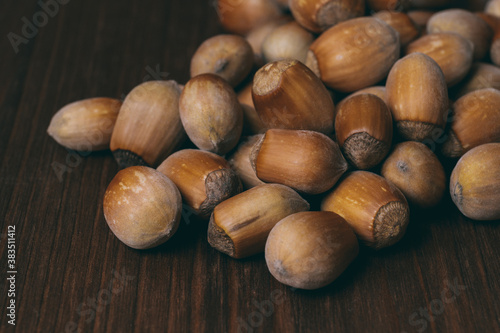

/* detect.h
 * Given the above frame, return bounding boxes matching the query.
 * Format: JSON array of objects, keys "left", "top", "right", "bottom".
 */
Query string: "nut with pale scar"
[
  {"left": 103, "top": 166, "right": 182, "bottom": 249},
  {"left": 207, "top": 183, "right": 310, "bottom": 259},
  {"left": 321, "top": 171, "right": 410, "bottom": 249},
  {"left": 265, "top": 211, "right": 359, "bottom": 290},
  {"left": 157, "top": 149, "right": 242, "bottom": 219}
]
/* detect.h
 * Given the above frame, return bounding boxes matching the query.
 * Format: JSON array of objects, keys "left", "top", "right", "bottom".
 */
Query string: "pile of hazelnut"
[{"left": 47, "top": 0, "right": 500, "bottom": 290}]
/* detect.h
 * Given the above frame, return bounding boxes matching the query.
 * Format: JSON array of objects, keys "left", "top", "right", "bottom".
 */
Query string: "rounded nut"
[
  {"left": 451, "top": 62, "right": 500, "bottom": 99},
  {"left": 103, "top": 166, "right": 182, "bottom": 249},
  {"left": 265, "top": 211, "right": 359, "bottom": 290},
  {"left": 228, "top": 135, "right": 266, "bottom": 189},
  {"left": 261, "top": 21, "right": 314, "bottom": 64},
  {"left": 373, "top": 11, "right": 419, "bottom": 46}
]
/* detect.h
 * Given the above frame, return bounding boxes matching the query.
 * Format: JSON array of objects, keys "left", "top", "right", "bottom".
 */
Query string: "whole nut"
[
  {"left": 335, "top": 93, "right": 393, "bottom": 170},
  {"left": 180, "top": 74, "right": 243, "bottom": 155},
  {"left": 451, "top": 62, "right": 500, "bottom": 98},
  {"left": 386, "top": 53, "right": 448, "bottom": 141},
  {"left": 373, "top": 11, "right": 419, "bottom": 46},
  {"left": 407, "top": 10, "right": 435, "bottom": 34},
  {"left": 261, "top": 21, "right": 314, "bottom": 64},
  {"left": 450, "top": 143, "right": 500, "bottom": 221},
  {"left": 405, "top": 33, "right": 474, "bottom": 87},
  {"left": 289, "top": 0, "right": 365, "bottom": 33},
  {"left": 228, "top": 135, "right": 266, "bottom": 189},
  {"left": 207, "top": 183, "right": 310, "bottom": 259},
  {"left": 157, "top": 149, "right": 242, "bottom": 219},
  {"left": 252, "top": 59, "right": 335, "bottom": 135},
  {"left": 321, "top": 171, "right": 410, "bottom": 249},
  {"left": 190, "top": 34, "right": 253, "bottom": 87},
  {"left": 265, "top": 211, "right": 359, "bottom": 290},
  {"left": 250, "top": 129, "right": 348, "bottom": 195},
  {"left": 381, "top": 141, "right": 446, "bottom": 208},
  {"left": 306, "top": 17, "right": 400, "bottom": 92},
  {"left": 427, "top": 9, "right": 493, "bottom": 60},
  {"left": 110, "top": 80, "right": 186, "bottom": 168},
  {"left": 442, "top": 88, "right": 500, "bottom": 158},
  {"left": 103, "top": 166, "right": 182, "bottom": 249},
  {"left": 47, "top": 97, "right": 121, "bottom": 151}
]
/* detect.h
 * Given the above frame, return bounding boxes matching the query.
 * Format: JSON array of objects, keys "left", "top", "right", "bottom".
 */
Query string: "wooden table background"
[{"left": 1, "top": 1, "right": 499, "bottom": 332}]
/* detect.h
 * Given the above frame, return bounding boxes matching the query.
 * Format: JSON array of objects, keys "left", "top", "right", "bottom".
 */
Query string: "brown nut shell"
[
  {"left": 190, "top": 34, "right": 253, "bottom": 87},
  {"left": 110, "top": 81, "right": 186, "bottom": 168},
  {"left": 180, "top": 74, "right": 243, "bottom": 155},
  {"left": 450, "top": 143, "right": 500, "bottom": 221},
  {"left": 405, "top": 33, "right": 474, "bottom": 87},
  {"left": 386, "top": 53, "right": 448, "bottom": 141},
  {"left": 373, "top": 11, "right": 419, "bottom": 46},
  {"left": 321, "top": 171, "right": 410, "bottom": 249},
  {"left": 289, "top": 0, "right": 365, "bottom": 33},
  {"left": 208, "top": 184, "right": 310, "bottom": 259},
  {"left": 335, "top": 94, "right": 393, "bottom": 170},
  {"left": 451, "top": 62, "right": 500, "bottom": 98},
  {"left": 366, "top": 0, "right": 411, "bottom": 11},
  {"left": 47, "top": 97, "right": 121, "bottom": 151},
  {"left": 261, "top": 21, "right": 314, "bottom": 64},
  {"left": 157, "top": 149, "right": 242, "bottom": 219},
  {"left": 252, "top": 60, "right": 334, "bottom": 135},
  {"left": 251, "top": 129, "right": 348, "bottom": 195},
  {"left": 407, "top": 10, "right": 435, "bottom": 33},
  {"left": 265, "top": 211, "right": 359, "bottom": 290},
  {"left": 427, "top": 9, "right": 493, "bottom": 60},
  {"left": 103, "top": 166, "right": 182, "bottom": 249},
  {"left": 346, "top": 86, "right": 387, "bottom": 105},
  {"left": 228, "top": 135, "right": 266, "bottom": 189},
  {"left": 442, "top": 88, "right": 500, "bottom": 158},
  {"left": 306, "top": 17, "right": 400, "bottom": 92},
  {"left": 381, "top": 141, "right": 445, "bottom": 208}
]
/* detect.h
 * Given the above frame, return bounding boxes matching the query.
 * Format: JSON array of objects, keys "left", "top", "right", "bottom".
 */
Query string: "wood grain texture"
[{"left": 0, "top": 1, "right": 499, "bottom": 332}]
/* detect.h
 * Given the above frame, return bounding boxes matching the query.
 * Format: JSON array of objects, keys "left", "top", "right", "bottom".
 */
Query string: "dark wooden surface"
[{"left": 1, "top": 1, "right": 499, "bottom": 332}]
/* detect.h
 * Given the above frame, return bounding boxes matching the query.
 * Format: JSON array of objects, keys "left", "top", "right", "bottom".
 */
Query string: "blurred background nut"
[
  {"left": 386, "top": 53, "right": 448, "bottom": 141},
  {"left": 251, "top": 129, "right": 348, "bottom": 195},
  {"left": 427, "top": 9, "right": 493, "bottom": 60},
  {"left": 261, "top": 21, "right": 314, "bottom": 64},
  {"left": 228, "top": 135, "right": 265, "bottom": 189},
  {"left": 373, "top": 11, "right": 419, "bottom": 46},
  {"left": 442, "top": 88, "right": 500, "bottom": 158},
  {"left": 252, "top": 60, "right": 335, "bottom": 135},
  {"left": 335, "top": 94, "right": 393, "bottom": 170},
  {"left": 289, "top": 0, "right": 365, "bottom": 33},
  {"left": 157, "top": 149, "right": 242, "bottom": 219},
  {"left": 381, "top": 141, "right": 446, "bottom": 208},
  {"left": 321, "top": 171, "right": 410, "bottom": 249},
  {"left": 407, "top": 10, "right": 434, "bottom": 35},
  {"left": 265, "top": 211, "right": 359, "bottom": 290},
  {"left": 103, "top": 166, "right": 182, "bottom": 249},
  {"left": 450, "top": 143, "right": 500, "bottom": 221},
  {"left": 47, "top": 97, "right": 121, "bottom": 151},
  {"left": 190, "top": 34, "right": 254, "bottom": 87},
  {"left": 215, "top": 0, "right": 283, "bottom": 36},
  {"left": 451, "top": 62, "right": 500, "bottom": 99},
  {"left": 208, "top": 183, "right": 310, "bottom": 259},
  {"left": 110, "top": 80, "right": 186, "bottom": 168},
  {"left": 405, "top": 33, "right": 474, "bottom": 87},
  {"left": 366, "top": 0, "right": 411, "bottom": 12},
  {"left": 306, "top": 17, "right": 400, "bottom": 92},
  {"left": 180, "top": 74, "right": 243, "bottom": 155},
  {"left": 486, "top": 0, "right": 500, "bottom": 17}
]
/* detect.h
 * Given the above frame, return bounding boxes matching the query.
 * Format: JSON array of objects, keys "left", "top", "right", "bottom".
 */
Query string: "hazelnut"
[
  {"left": 451, "top": 62, "right": 500, "bottom": 98},
  {"left": 265, "top": 211, "right": 359, "bottom": 290},
  {"left": 103, "top": 166, "right": 182, "bottom": 249},
  {"left": 335, "top": 94, "right": 393, "bottom": 170},
  {"left": 427, "top": 9, "right": 493, "bottom": 60},
  {"left": 345, "top": 86, "right": 387, "bottom": 105},
  {"left": 190, "top": 34, "right": 253, "bottom": 87},
  {"left": 110, "top": 81, "right": 186, "bottom": 168},
  {"left": 386, "top": 53, "right": 448, "bottom": 141},
  {"left": 250, "top": 129, "right": 348, "bottom": 195},
  {"left": 381, "top": 141, "right": 446, "bottom": 208},
  {"left": 252, "top": 60, "right": 335, "bottom": 135},
  {"left": 450, "top": 143, "right": 500, "bottom": 221},
  {"left": 246, "top": 18, "right": 291, "bottom": 66},
  {"left": 442, "top": 88, "right": 500, "bottom": 158},
  {"left": 157, "top": 149, "right": 242, "bottom": 219},
  {"left": 407, "top": 10, "right": 435, "bottom": 34},
  {"left": 306, "top": 17, "right": 400, "bottom": 92},
  {"left": 405, "top": 33, "right": 474, "bottom": 87},
  {"left": 208, "top": 184, "right": 310, "bottom": 259},
  {"left": 261, "top": 21, "right": 314, "bottom": 64},
  {"left": 47, "top": 97, "right": 121, "bottom": 151},
  {"left": 179, "top": 74, "right": 243, "bottom": 155},
  {"left": 373, "top": 11, "right": 419, "bottom": 46},
  {"left": 289, "top": 0, "right": 365, "bottom": 33},
  {"left": 321, "top": 171, "right": 410, "bottom": 249},
  {"left": 228, "top": 135, "right": 266, "bottom": 189}
]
